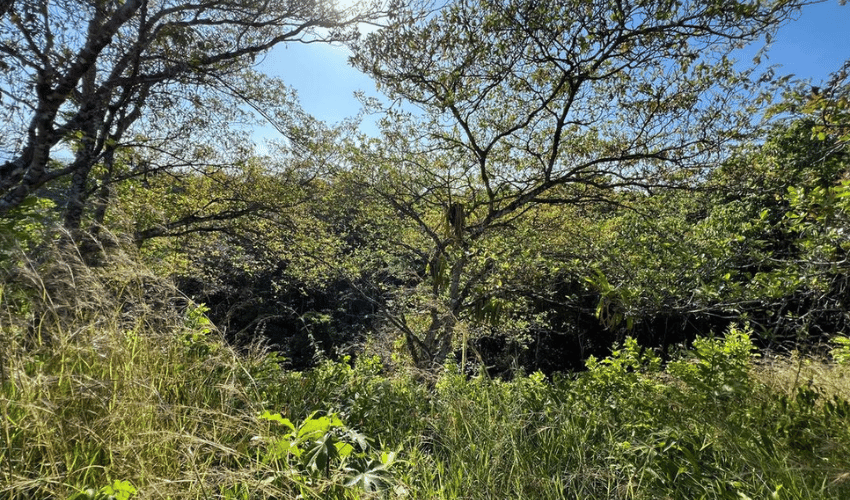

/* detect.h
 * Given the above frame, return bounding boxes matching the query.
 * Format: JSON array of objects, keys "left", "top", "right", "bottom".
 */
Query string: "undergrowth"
[{"left": 2, "top": 239, "right": 849, "bottom": 499}]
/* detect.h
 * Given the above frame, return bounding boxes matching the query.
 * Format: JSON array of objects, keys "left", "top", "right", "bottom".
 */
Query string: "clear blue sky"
[
  {"left": 754, "top": 0, "right": 849, "bottom": 80},
  {"left": 256, "top": 0, "right": 850, "bottom": 136}
]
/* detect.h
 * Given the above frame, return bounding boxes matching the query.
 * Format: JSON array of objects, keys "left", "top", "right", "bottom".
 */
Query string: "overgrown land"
[
  {"left": 2, "top": 245, "right": 850, "bottom": 499},
  {"left": 2, "top": 0, "right": 850, "bottom": 498}
]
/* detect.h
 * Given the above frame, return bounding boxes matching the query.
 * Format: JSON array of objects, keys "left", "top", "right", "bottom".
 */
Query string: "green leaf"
[
  {"left": 335, "top": 441, "right": 355, "bottom": 458},
  {"left": 344, "top": 458, "right": 394, "bottom": 492},
  {"left": 303, "top": 432, "right": 339, "bottom": 476},
  {"left": 297, "top": 413, "right": 339, "bottom": 440},
  {"left": 100, "top": 480, "right": 137, "bottom": 500},
  {"left": 258, "top": 411, "right": 295, "bottom": 432}
]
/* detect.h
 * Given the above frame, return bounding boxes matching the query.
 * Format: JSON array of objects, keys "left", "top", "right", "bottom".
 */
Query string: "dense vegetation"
[
  {"left": 2, "top": 249, "right": 850, "bottom": 498},
  {"left": 2, "top": 0, "right": 850, "bottom": 497}
]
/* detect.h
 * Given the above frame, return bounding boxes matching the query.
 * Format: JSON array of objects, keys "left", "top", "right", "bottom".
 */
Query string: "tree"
[
  {"left": 574, "top": 62, "right": 850, "bottom": 352},
  {"left": 0, "top": 0, "right": 392, "bottom": 234},
  {"left": 348, "top": 0, "right": 809, "bottom": 370},
  {"left": 716, "top": 62, "right": 850, "bottom": 344}
]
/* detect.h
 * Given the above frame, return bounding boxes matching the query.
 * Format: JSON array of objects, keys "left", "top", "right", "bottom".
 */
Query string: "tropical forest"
[{"left": 1, "top": 0, "right": 850, "bottom": 498}]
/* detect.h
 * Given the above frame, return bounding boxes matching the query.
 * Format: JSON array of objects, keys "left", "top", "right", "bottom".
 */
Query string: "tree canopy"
[
  {"left": 344, "top": 0, "right": 812, "bottom": 369},
  {"left": 0, "top": 0, "right": 390, "bottom": 232}
]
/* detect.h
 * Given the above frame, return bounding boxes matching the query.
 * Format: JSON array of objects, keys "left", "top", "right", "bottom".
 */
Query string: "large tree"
[
  {"left": 348, "top": 0, "right": 811, "bottom": 370},
  {"left": 0, "top": 0, "right": 391, "bottom": 232}
]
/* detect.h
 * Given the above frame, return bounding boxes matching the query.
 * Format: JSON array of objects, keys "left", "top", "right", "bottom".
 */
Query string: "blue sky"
[
  {"left": 257, "top": 0, "right": 850, "bottom": 136},
  {"left": 753, "top": 0, "right": 849, "bottom": 81}
]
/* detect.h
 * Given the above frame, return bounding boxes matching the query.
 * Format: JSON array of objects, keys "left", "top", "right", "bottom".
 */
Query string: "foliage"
[
  {"left": 573, "top": 101, "right": 850, "bottom": 350},
  {"left": 67, "top": 480, "right": 138, "bottom": 500},
  {"left": 667, "top": 325, "right": 757, "bottom": 401},
  {"left": 0, "top": 0, "right": 391, "bottom": 237},
  {"left": 153, "top": 165, "right": 392, "bottom": 367},
  {"left": 709, "top": 118, "right": 850, "bottom": 344},
  {"left": 411, "top": 333, "right": 850, "bottom": 499},
  {"left": 3, "top": 238, "right": 850, "bottom": 499},
  {"left": 344, "top": 0, "right": 809, "bottom": 371},
  {"left": 4, "top": 1, "right": 850, "bottom": 498},
  {"left": 0, "top": 241, "right": 393, "bottom": 499},
  {"left": 583, "top": 337, "right": 662, "bottom": 393},
  {"left": 831, "top": 336, "right": 850, "bottom": 365},
  {"left": 258, "top": 410, "right": 397, "bottom": 496},
  {"left": 0, "top": 196, "right": 57, "bottom": 259}
]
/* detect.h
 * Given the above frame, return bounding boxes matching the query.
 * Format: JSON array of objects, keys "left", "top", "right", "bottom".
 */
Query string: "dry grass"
[
  {"left": 754, "top": 351, "right": 850, "bottom": 401},
  {"left": 0, "top": 233, "right": 298, "bottom": 499}
]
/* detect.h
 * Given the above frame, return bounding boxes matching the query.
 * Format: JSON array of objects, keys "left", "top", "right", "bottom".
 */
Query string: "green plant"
[
  {"left": 258, "top": 410, "right": 397, "bottom": 496},
  {"left": 66, "top": 480, "right": 137, "bottom": 500},
  {"left": 667, "top": 324, "right": 757, "bottom": 400},
  {"left": 831, "top": 336, "right": 850, "bottom": 365},
  {"left": 583, "top": 336, "right": 662, "bottom": 394},
  {"left": 0, "top": 196, "right": 56, "bottom": 261}
]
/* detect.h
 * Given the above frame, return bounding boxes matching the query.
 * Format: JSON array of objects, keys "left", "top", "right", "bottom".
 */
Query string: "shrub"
[{"left": 667, "top": 324, "right": 758, "bottom": 401}]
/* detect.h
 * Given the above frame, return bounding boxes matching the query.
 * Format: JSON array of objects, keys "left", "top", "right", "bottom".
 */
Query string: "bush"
[{"left": 667, "top": 324, "right": 758, "bottom": 401}]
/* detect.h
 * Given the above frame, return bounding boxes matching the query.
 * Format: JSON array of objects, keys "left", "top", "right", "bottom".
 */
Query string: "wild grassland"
[{"left": 2, "top": 244, "right": 849, "bottom": 499}]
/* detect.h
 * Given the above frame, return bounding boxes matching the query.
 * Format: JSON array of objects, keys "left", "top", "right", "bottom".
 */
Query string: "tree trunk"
[{"left": 407, "top": 250, "right": 467, "bottom": 371}]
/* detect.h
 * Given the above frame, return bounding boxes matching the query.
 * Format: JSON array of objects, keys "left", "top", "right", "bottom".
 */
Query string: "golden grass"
[
  {"left": 754, "top": 352, "right": 850, "bottom": 401},
  {"left": 0, "top": 234, "right": 298, "bottom": 499}
]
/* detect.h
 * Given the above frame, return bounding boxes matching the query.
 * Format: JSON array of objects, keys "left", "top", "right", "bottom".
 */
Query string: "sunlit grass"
[{"left": 0, "top": 242, "right": 294, "bottom": 499}]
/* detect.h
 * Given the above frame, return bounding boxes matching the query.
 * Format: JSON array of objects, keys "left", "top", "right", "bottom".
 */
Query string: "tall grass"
[
  {"left": 396, "top": 333, "right": 850, "bottom": 499},
  {"left": 0, "top": 239, "right": 311, "bottom": 499},
  {"left": 2, "top": 237, "right": 849, "bottom": 499}
]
